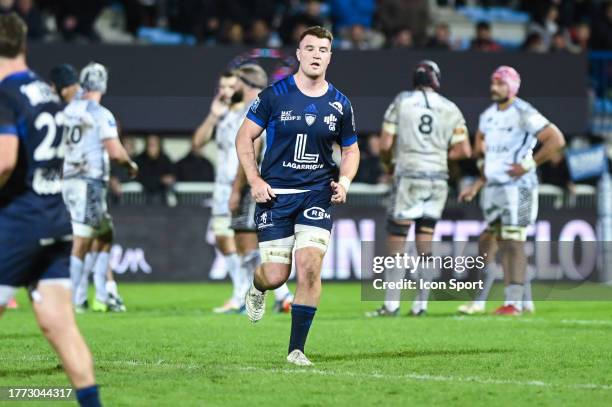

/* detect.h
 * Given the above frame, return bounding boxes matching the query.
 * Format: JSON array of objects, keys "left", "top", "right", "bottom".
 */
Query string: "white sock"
[
  {"left": 504, "top": 284, "right": 524, "bottom": 310},
  {"left": 106, "top": 280, "right": 119, "bottom": 298},
  {"left": 93, "top": 252, "right": 110, "bottom": 303},
  {"left": 414, "top": 257, "right": 434, "bottom": 311},
  {"left": 69, "top": 256, "right": 84, "bottom": 305},
  {"left": 274, "top": 283, "right": 291, "bottom": 301},
  {"left": 224, "top": 253, "right": 241, "bottom": 302},
  {"left": 383, "top": 264, "right": 403, "bottom": 312},
  {"left": 238, "top": 250, "right": 259, "bottom": 301},
  {"left": 476, "top": 263, "right": 497, "bottom": 303},
  {"left": 76, "top": 252, "right": 96, "bottom": 305}
]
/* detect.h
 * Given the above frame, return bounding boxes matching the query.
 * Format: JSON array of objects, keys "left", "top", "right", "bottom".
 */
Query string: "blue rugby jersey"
[
  {"left": 246, "top": 75, "right": 357, "bottom": 191},
  {"left": 0, "top": 70, "right": 70, "bottom": 237}
]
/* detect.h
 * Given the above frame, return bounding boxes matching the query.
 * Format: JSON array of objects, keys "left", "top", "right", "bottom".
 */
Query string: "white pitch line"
[
  {"left": 3, "top": 355, "right": 611, "bottom": 392},
  {"left": 237, "top": 366, "right": 612, "bottom": 392},
  {"left": 452, "top": 316, "right": 612, "bottom": 326}
]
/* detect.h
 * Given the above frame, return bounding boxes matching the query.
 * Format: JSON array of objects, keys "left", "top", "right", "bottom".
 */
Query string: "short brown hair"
[
  {"left": 298, "top": 25, "right": 333, "bottom": 46},
  {"left": 0, "top": 13, "right": 27, "bottom": 58}
]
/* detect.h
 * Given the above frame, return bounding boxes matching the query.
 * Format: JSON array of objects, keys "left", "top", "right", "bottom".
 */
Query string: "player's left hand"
[
  {"left": 506, "top": 163, "right": 527, "bottom": 178},
  {"left": 330, "top": 181, "right": 347, "bottom": 204}
]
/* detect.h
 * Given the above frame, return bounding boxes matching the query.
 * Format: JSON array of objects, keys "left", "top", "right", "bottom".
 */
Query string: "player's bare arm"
[
  {"left": 192, "top": 91, "right": 228, "bottom": 150},
  {"left": 235, "top": 117, "right": 275, "bottom": 203},
  {"left": 0, "top": 135, "right": 18, "bottom": 188},
  {"left": 507, "top": 124, "right": 565, "bottom": 178},
  {"left": 331, "top": 142, "right": 360, "bottom": 204},
  {"left": 103, "top": 138, "right": 139, "bottom": 178},
  {"left": 448, "top": 125, "right": 471, "bottom": 160},
  {"left": 379, "top": 127, "right": 395, "bottom": 174},
  {"left": 458, "top": 130, "right": 485, "bottom": 202},
  {"left": 230, "top": 136, "right": 263, "bottom": 212}
]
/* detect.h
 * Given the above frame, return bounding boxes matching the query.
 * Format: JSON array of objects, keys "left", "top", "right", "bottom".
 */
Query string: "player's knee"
[
  {"left": 260, "top": 263, "right": 290, "bottom": 288},
  {"left": 295, "top": 250, "right": 323, "bottom": 287}
]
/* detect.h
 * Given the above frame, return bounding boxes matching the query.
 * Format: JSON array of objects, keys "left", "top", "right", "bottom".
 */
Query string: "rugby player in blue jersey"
[
  {"left": 236, "top": 26, "right": 360, "bottom": 366},
  {"left": 0, "top": 13, "right": 102, "bottom": 407}
]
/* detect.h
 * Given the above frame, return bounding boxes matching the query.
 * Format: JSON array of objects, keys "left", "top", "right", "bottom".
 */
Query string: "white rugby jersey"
[
  {"left": 214, "top": 103, "right": 248, "bottom": 185},
  {"left": 62, "top": 98, "right": 118, "bottom": 182},
  {"left": 383, "top": 90, "right": 467, "bottom": 179},
  {"left": 478, "top": 98, "right": 549, "bottom": 187}
]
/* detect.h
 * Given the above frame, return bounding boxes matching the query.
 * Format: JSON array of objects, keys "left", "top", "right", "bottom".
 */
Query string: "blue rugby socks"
[
  {"left": 76, "top": 384, "right": 101, "bottom": 407},
  {"left": 288, "top": 304, "right": 317, "bottom": 354}
]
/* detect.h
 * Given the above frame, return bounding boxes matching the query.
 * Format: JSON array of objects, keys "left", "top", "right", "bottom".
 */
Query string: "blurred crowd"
[{"left": 3, "top": 0, "right": 611, "bottom": 51}]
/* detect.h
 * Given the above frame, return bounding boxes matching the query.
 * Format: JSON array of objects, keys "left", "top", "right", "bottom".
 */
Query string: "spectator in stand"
[
  {"left": 571, "top": 22, "right": 590, "bottom": 53},
  {"left": 550, "top": 29, "right": 571, "bottom": 53},
  {"left": 218, "top": 20, "right": 244, "bottom": 45},
  {"left": 470, "top": 21, "right": 502, "bottom": 51},
  {"left": 591, "top": 1, "right": 612, "bottom": 50},
  {"left": 279, "top": 0, "right": 331, "bottom": 47},
  {"left": 528, "top": 3, "right": 560, "bottom": 49},
  {"left": 377, "top": 0, "right": 429, "bottom": 46},
  {"left": 329, "top": 0, "right": 375, "bottom": 31},
  {"left": 340, "top": 23, "right": 383, "bottom": 49},
  {"left": 50, "top": 0, "right": 106, "bottom": 42},
  {"left": 247, "top": 19, "right": 273, "bottom": 47},
  {"left": 522, "top": 31, "right": 546, "bottom": 53},
  {"left": 175, "top": 147, "right": 215, "bottom": 182},
  {"left": 388, "top": 27, "right": 413, "bottom": 48},
  {"left": 354, "top": 134, "right": 385, "bottom": 184},
  {"left": 135, "top": 135, "right": 176, "bottom": 204},
  {"left": 15, "top": 0, "right": 46, "bottom": 40},
  {"left": 426, "top": 23, "right": 452, "bottom": 50}
]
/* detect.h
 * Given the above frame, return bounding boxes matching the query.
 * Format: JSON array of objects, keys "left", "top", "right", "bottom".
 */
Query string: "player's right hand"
[
  {"left": 251, "top": 177, "right": 276, "bottom": 203},
  {"left": 210, "top": 91, "right": 229, "bottom": 118}
]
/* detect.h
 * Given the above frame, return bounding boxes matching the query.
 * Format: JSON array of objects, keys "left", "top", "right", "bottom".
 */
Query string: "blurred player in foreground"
[
  {"left": 237, "top": 26, "right": 360, "bottom": 366},
  {"left": 61, "top": 62, "right": 137, "bottom": 313},
  {"left": 458, "top": 66, "right": 565, "bottom": 315},
  {"left": 0, "top": 13, "right": 102, "bottom": 406},
  {"left": 50, "top": 63, "right": 128, "bottom": 313},
  {"left": 193, "top": 71, "right": 248, "bottom": 313},
  {"left": 228, "top": 64, "right": 294, "bottom": 313},
  {"left": 366, "top": 60, "right": 471, "bottom": 317}
]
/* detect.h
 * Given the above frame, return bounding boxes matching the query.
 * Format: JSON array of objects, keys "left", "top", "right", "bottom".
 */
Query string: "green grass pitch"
[{"left": 1, "top": 283, "right": 612, "bottom": 406}]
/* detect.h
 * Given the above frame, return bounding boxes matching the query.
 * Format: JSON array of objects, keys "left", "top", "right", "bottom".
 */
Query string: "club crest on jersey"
[
  {"left": 324, "top": 114, "right": 337, "bottom": 131},
  {"left": 329, "top": 101, "right": 343, "bottom": 115},
  {"left": 304, "top": 104, "right": 318, "bottom": 126}
]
